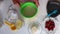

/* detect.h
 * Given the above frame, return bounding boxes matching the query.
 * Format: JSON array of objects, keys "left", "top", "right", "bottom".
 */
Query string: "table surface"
[{"left": 0, "top": 0, "right": 60, "bottom": 34}]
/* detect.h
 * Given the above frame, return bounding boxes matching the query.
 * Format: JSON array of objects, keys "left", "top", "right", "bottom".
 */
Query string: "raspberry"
[{"left": 45, "top": 20, "right": 55, "bottom": 31}]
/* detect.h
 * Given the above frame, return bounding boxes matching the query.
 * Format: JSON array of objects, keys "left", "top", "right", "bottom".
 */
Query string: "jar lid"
[{"left": 20, "top": 2, "right": 38, "bottom": 18}]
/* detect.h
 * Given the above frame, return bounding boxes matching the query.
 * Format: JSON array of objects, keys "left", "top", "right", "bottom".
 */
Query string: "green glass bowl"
[{"left": 20, "top": 2, "right": 38, "bottom": 18}]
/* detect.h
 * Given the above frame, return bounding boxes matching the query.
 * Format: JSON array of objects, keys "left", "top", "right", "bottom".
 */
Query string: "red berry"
[{"left": 45, "top": 19, "right": 55, "bottom": 31}]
